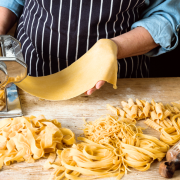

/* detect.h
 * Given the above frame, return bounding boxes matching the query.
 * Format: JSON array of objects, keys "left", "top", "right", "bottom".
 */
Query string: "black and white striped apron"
[{"left": 16, "top": 0, "right": 150, "bottom": 78}]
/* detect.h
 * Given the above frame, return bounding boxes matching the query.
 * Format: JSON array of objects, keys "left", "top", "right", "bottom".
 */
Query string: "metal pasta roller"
[{"left": 0, "top": 35, "right": 27, "bottom": 117}]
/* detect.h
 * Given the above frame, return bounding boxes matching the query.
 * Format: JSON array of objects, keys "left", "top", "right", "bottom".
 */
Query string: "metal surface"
[
  {"left": 0, "top": 61, "right": 8, "bottom": 87},
  {"left": 0, "top": 35, "right": 26, "bottom": 117},
  {"left": 0, "top": 35, "right": 27, "bottom": 87},
  {"left": 0, "top": 83, "right": 23, "bottom": 117}
]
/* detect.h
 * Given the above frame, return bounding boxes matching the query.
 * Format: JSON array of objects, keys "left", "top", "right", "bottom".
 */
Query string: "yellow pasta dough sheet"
[{"left": 16, "top": 39, "right": 118, "bottom": 100}]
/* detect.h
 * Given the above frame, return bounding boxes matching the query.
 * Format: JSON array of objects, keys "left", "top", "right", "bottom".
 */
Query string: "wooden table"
[{"left": 1, "top": 78, "right": 180, "bottom": 180}]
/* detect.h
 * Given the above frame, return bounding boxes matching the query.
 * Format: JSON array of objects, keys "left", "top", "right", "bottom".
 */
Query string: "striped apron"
[{"left": 16, "top": 0, "right": 149, "bottom": 78}]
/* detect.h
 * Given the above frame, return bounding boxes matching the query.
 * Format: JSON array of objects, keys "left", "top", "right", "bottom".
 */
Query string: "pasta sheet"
[{"left": 16, "top": 39, "right": 118, "bottom": 100}]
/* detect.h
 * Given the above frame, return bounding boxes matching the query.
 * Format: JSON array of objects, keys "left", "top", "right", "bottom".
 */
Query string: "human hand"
[
  {"left": 85, "top": 80, "right": 105, "bottom": 95},
  {"left": 84, "top": 39, "right": 118, "bottom": 96}
]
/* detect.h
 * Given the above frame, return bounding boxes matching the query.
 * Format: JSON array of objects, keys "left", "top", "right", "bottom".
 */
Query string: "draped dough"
[{"left": 16, "top": 39, "right": 118, "bottom": 100}]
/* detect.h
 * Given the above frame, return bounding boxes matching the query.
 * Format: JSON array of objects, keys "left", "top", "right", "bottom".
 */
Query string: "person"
[{"left": 0, "top": 0, "right": 180, "bottom": 95}]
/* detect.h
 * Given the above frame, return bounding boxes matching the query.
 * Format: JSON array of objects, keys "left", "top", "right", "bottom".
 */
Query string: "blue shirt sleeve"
[
  {"left": 131, "top": 0, "right": 180, "bottom": 57},
  {"left": 0, "top": 0, "right": 25, "bottom": 18}
]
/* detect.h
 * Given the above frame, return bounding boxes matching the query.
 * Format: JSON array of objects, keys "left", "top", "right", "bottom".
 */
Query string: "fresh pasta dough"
[
  {"left": 0, "top": 115, "right": 75, "bottom": 169},
  {"left": 107, "top": 98, "right": 180, "bottom": 146},
  {"left": 16, "top": 39, "right": 118, "bottom": 100},
  {"left": 1, "top": 98, "right": 180, "bottom": 180},
  {"left": 46, "top": 114, "right": 169, "bottom": 180}
]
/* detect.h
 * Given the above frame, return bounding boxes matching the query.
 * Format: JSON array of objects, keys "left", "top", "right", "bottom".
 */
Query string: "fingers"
[
  {"left": 96, "top": 80, "right": 105, "bottom": 89},
  {"left": 84, "top": 81, "right": 105, "bottom": 95},
  {"left": 86, "top": 86, "right": 96, "bottom": 95}
]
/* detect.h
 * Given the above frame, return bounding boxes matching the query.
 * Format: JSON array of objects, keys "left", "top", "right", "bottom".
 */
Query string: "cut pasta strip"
[
  {"left": 128, "top": 98, "right": 134, "bottom": 108},
  {"left": 143, "top": 102, "right": 150, "bottom": 117},
  {"left": 150, "top": 111, "right": 158, "bottom": 121},
  {"left": 173, "top": 106, "right": 180, "bottom": 114},
  {"left": 163, "top": 110, "right": 171, "bottom": 119},
  {"left": 155, "top": 103, "right": 163, "bottom": 119},
  {"left": 151, "top": 99, "right": 156, "bottom": 107},
  {"left": 165, "top": 104, "right": 176, "bottom": 114},
  {"left": 166, "top": 118, "right": 173, "bottom": 126},
  {"left": 116, "top": 107, "right": 126, "bottom": 117},
  {"left": 171, "top": 102, "right": 180, "bottom": 110},
  {"left": 60, "top": 128, "right": 75, "bottom": 145},
  {"left": 144, "top": 119, "right": 162, "bottom": 132},
  {"left": 163, "top": 119, "right": 172, "bottom": 128},
  {"left": 137, "top": 109, "right": 145, "bottom": 120},
  {"left": 136, "top": 99, "right": 143, "bottom": 111},
  {"left": 140, "top": 100, "right": 146, "bottom": 107},
  {"left": 171, "top": 114, "right": 180, "bottom": 134},
  {"left": 160, "top": 128, "right": 180, "bottom": 146},
  {"left": 130, "top": 105, "right": 138, "bottom": 119},
  {"left": 107, "top": 104, "right": 119, "bottom": 116},
  {"left": 159, "top": 121, "right": 167, "bottom": 129},
  {"left": 121, "top": 101, "right": 129, "bottom": 108}
]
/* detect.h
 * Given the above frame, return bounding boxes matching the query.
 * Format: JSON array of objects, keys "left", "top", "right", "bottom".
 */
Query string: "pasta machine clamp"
[{"left": 0, "top": 35, "right": 27, "bottom": 118}]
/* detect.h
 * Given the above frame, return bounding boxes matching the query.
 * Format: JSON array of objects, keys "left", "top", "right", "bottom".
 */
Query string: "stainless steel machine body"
[{"left": 0, "top": 35, "right": 28, "bottom": 117}]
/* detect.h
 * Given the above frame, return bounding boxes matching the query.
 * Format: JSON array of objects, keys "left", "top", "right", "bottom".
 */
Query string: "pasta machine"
[{"left": 0, "top": 35, "right": 27, "bottom": 117}]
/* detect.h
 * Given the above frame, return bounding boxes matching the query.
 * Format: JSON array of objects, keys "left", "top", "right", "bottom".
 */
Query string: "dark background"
[{"left": 150, "top": 34, "right": 180, "bottom": 77}]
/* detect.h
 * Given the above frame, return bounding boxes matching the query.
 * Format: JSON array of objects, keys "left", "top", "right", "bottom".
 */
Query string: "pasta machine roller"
[{"left": 0, "top": 35, "right": 27, "bottom": 117}]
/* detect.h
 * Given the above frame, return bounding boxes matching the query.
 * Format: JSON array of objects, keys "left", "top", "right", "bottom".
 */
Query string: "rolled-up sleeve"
[
  {"left": 0, "top": 0, "right": 25, "bottom": 18},
  {"left": 131, "top": 0, "right": 180, "bottom": 57}
]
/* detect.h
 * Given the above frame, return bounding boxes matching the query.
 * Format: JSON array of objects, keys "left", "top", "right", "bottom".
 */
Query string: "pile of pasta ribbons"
[
  {"left": 0, "top": 90, "right": 5, "bottom": 111},
  {"left": 0, "top": 115, "right": 75, "bottom": 169},
  {"left": 1, "top": 98, "right": 180, "bottom": 180}
]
